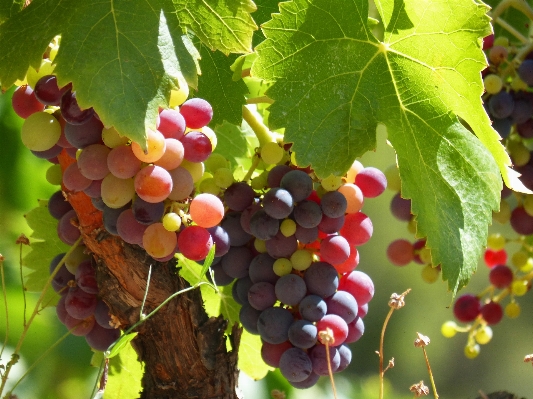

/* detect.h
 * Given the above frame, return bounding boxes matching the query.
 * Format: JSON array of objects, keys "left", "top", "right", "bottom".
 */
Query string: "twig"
[
  {"left": 493, "top": 17, "right": 528, "bottom": 44},
  {"left": 242, "top": 105, "right": 274, "bottom": 147},
  {"left": 246, "top": 96, "right": 274, "bottom": 105},
  {"left": 0, "top": 255, "right": 8, "bottom": 360}
]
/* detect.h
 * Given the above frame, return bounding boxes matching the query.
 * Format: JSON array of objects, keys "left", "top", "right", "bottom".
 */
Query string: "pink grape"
[
  {"left": 316, "top": 314, "right": 348, "bottom": 345},
  {"left": 168, "top": 167, "right": 194, "bottom": 200},
  {"left": 134, "top": 165, "right": 173, "bottom": 203},
  {"left": 63, "top": 161, "right": 92, "bottom": 192},
  {"left": 178, "top": 225, "right": 213, "bottom": 261},
  {"left": 181, "top": 131, "right": 212, "bottom": 162},
  {"left": 154, "top": 138, "right": 184, "bottom": 170},
  {"left": 338, "top": 271, "right": 374, "bottom": 305},
  {"left": 179, "top": 98, "right": 213, "bottom": 128},
  {"left": 320, "top": 235, "right": 350, "bottom": 265},
  {"left": 117, "top": 209, "right": 148, "bottom": 245},
  {"left": 131, "top": 129, "right": 166, "bottom": 163},
  {"left": 107, "top": 145, "right": 142, "bottom": 178},
  {"left": 157, "top": 108, "right": 186, "bottom": 139},
  {"left": 189, "top": 193, "right": 225, "bottom": 228},
  {"left": 77, "top": 144, "right": 111, "bottom": 180},
  {"left": 12, "top": 85, "right": 45, "bottom": 118},
  {"left": 355, "top": 167, "right": 387, "bottom": 197},
  {"left": 143, "top": 222, "right": 178, "bottom": 259},
  {"left": 339, "top": 212, "right": 373, "bottom": 245},
  {"left": 453, "top": 294, "right": 481, "bottom": 322},
  {"left": 386, "top": 239, "right": 414, "bottom": 266}
]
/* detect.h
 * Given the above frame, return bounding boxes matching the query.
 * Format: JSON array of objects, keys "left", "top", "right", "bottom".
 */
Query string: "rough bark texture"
[{"left": 59, "top": 152, "right": 241, "bottom": 399}]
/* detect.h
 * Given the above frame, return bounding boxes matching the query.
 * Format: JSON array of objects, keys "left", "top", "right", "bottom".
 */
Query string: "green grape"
[
  {"left": 421, "top": 264, "right": 439, "bottom": 283},
  {"left": 464, "top": 343, "right": 480, "bottom": 359},
  {"left": 280, "top": 219, "right": 297, "bottom": 237},
  {"left": 505, "top": 302, "right": 521, "bottom": 318},
  {"left": 519, "top": 258, "right": 533, "bottom": 272},
  {"left": 483, "top": 74, "right": 503, "bottom": 95},
  {"left": 254, "top": 238, "right": 267, "bottom": 253},
  {"left": 162, "top": 212, "right": 182, "bottom": 232},
  {"left": 407, "top": 218, "right": 417, "bottom": 234},
  {"left": 523, "top": 195, "right": 533, "bottom": 217},
  {"left": 199, "top": 177, "right": 221, "bottom": 195},
  {"left": 65, "top": 245, "right": 91, "bottom": 274},
  {"left": 475, "top": 325, "right": 493, "bottom": 345},
  {"left": 102, "top": 126, "right": 129, "bottom": 148},
  {"left": 26, "top": 59, "right": 55, "bottom": 88},
  {"left": 512, "top": 280, "right": 528, "bottom": 296},
  {"left": 487, "top": 233, "right": 506, "bottom": 250},
  {"left": 290, "top": 249, "right": 313, "bottom": 271},
  {"left": 213, "top": 167, "right": 234, "bottom": 188},
  {"left": 419, "top": 247, "right": 432, "bottom": 264},
  {"left": 321, "top": 174, "right": 343, "bottom": 191},
  {"left": 201, "top": 126, "right": 217, "bottom": 150},
  {"left": 251, "top": 172, "right": 268, "bottom": 190},
  {"left": 493, "top": 199, "right": 511, "bottom": 224},
  {"left": 46, "top": 164, "right": 62, "bottom": 186},
  {"left": 204, "top": 153, "right": 228, "bottom": 173},
  {"left": 508, "top": 140, "right": 530, "bottom": 167},
  {"left": 384, "top": 164, "right": 401, "bottom": 192},
  {"left": 511, "top": 250, "right": 528, "bottom": 269},
  {"left": 440, "top": 321, "right": 457, "bottom": 338},
  {"left": 260, "top": 142, "right": 284, "bottom": 165},
  {"left": 493, "top": 36, "right": 509, "bottom": 47},
  {"left": 101, "top": 174, "right": 135, "bottom": 209},
  {"left": 21, "top": 112, "right": 61, "bottom": 151},
  {"left": 181, "top": 159, "right": 205, "bottom": 183},
  {"left": 273, "top": 258, "right": 292, "bottom": 276}
]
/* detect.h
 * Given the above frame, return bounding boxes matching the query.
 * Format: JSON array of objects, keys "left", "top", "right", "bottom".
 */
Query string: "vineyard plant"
[{"left": 1, "top": 0, "right": 533, "bottom": 398}]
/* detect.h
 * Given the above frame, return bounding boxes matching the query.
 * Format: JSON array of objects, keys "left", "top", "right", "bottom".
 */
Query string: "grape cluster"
[
  {"left": 441, "top": 233, "right": 532, "bottom": 358},
  {"left": 209, "top": 162, "right": 387, "bottom": 388}
]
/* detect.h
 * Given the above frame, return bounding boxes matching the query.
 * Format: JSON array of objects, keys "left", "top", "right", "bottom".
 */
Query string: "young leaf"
[
  {"left": 197, "top": 245, "right": 216, "bottom": 284},
  {"left": 173, "top": 0, "right": 257, "bottom": 54},
  {"left": 196, "top": 45, "right": 249, "bottom": 126},
  {"left": 106, "top": 332, "right": 139, "bottom": 359},
  {"left": 105, "top": 342, "right": 143, "bottom": 398},
  {"left": 252, "top": 0, "right": 504, "bottom": 294}
]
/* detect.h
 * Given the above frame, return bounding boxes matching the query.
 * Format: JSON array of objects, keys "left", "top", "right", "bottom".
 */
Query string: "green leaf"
[
  {"left": 252, "top": 0, "right": 281, "bottom": 47},
  {"left": 105, "top": 342, "right": 143, "bottom": 399},
  {"left": 196, "top": 45, "right": 248, "bottom": 126},
  {"left": 0, "top": 0, "right": 24, "bottom": 24},
  {"left": 106, "top": 332, "right": 139, "bottom": 359},
  {"left": 197, "top": 245, "right": 216, "bottom": 284},
  {"left": 173, "top": 0, "right": 257, "bottom": 54},
  {"left": 252, "top": 0, "right": 504, "bottom": 294},
  {"left": 23, "top": 201, "right": 70, "bottom": 303},
  {"left": 0, "top": 0, "right": 200, "bottom": 149},
  {"left": 214, "top": 121, "right": 258, "bottom": 169}
]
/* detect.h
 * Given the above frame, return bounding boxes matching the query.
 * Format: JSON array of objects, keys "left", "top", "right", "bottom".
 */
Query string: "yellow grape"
[
  {"left": 204, "top": 153, "right": 228, "bottom": 173},
  {"left": 180, "top": 160, "right": 205, "bottom": 183},
  {"left": 384, "top": 164, "right": 401, "bottom": 192},
  {"left": 143, "top": 222, "right": 177, "bottom": 259},
  {"left": 46, "top": 164, "right": 62, "bottom": 186},
  {"left": 162, "top": 213, "right": 182, "bottom": 232},
  {"left": 132, "top": 129, "right": 166, "bottom": 163},
  {"left": 214, "top": 167, "right": 234, "bottom": 188},
  {"left": 21, "top": 111, "right": 61, "bottom": 151},
  {"left": 511, "top": 250, "right": 528, "bottom": 269},
  {"left": 483, "top": 74, "right": 503, "bottom": 95},
  {"left": 199, "top": 177, "right": 221, "bottom": 195},
  {"left": 464, "top": 343, "right": 480, "bottom": 359},
  {"left": 169, "top": 82, "right": 189, "bottom": 108},
  {"left": 101, "top": 174, "right": 135, "bottom": 209},
  {"left": 345, "top": 159, "right": 364, "bottom": 183},
  {"left": 291, "top": 249, "right": 313, "bottom": 271},
  {"left": 440, "top": 321, "right": 457, "bottom": 338},
  {"left": 102, "top": 126, "right": 129, "bottom": 148},
  {"left": 523, "top": 195, "right": 533, "bottom": 217},
  {"left": 421, "top": 264, "right": 439, "bottom": 283},
  {"left": 511, "top": 280, "right": 528, "bottom": 296},
  {"left": 505, "top": 302, "right": 521, "bottom": 318},
  {"left": 254, "top": 238, "right": 267, "bottom": 253},
  {"left": 321, "top": 174, "right": 343, "bottom": 191},
  {"left": 475, "top": 326, "right": 493, "bottom": 345},
  {"left": 508, "top": 141, "right": 530, "bottom": 167},
  {"left": 487, "top": 233, "right": 506, "bottom": 251},
  {"left": 280, "top": 219, "right": 297, "bottom": 237},
  {"left": 492, "top": 199, "right": 511, "bottom": 224},
  {"left": 261, "top": 142, "right": 284, "bottom": 165}
]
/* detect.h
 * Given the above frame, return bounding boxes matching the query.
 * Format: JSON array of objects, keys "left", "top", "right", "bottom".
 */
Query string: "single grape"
[
  {"left": 134, "top": 165, "right": 173, "bottom": 203},
  {"left": 117, "top": 209, "right": 148, "bottom": 245},
  {"left": 248, "top": 253, "right": 279, "bottom": 284},
  {"left": 309, "top": 344, "right": 340, "bottom": 376},
  {"left": 94, "top": 300, "right": 114, "bottom": 329},
  {"left": 293, "top": 200, "right": 322, "bottom": 228},
  {"left": 345, "top": 317, "right": 365, "bottom": 344},
  {"left": 386, "top": 239, "right": 414, "bottom": 266},
  {"left": 280, "top": 170, "right": 313, "bottom": 202},
  {"left": 481, "top": 301, "right": 503, "bottom": 325},
  {"left": 64, "top": 115, "right": 103, "bottom": 149},
  {"left": 265, "top": 231, "right": 298, "bottom": 259},
  {"left": 34, "top": 75, "right": 71, "bottom": 105},
  {"left": 143, "top": 222, "right": 178, "bottom": 259},
  {"left": 453, "top": 294, "right": 480, "bottom": 322},
  {"left": 21, "top": 111, "right": 61, "bottom": 151},
  {"left": 157, "top": 108, "right": 186, "bottom": 139},
  {"left": 320, "top": 191, "right": 347, "bottom": 218},
  {"left": 65, "top": 286, "right": 98, "bottom": 319},
  {"left": 189, "top": 193, "right": 224, "bottom": 228},
  {"left": 261, "top": 142, "right": 284, "bottom": 165},
  {"left": 261, "top": 341, "right": 293, "bottom": 368},
  {"left": 338, "top": 270, "right": 374, "bottom": 305},
  {"left": 206, "top": 225, "right": 230, "bottom": 257},
  {"left": 221, "top": 246, "right": 254, "bottom": 279},
  {"left": 107, "top": 145, "right": 142, "bottom": 179},
  {"left": 222, "top": 212, "right": 253, "bottom": 246},
  {"left": 279, "top": 348, "right": 313, "bottom": 383},
  {"left": 60, "top": 90, "right": 94, "bottom": 125},
  {"left": 483, "top": 74, "right": 503, "bottom": 95},
  {"left": 101, "top": 174, "right": 135, "bottom": 209},
  {"left": 390, "top": 193, "right": 412, "bottom": 221},
  {"left": 178, "top": 225, "right": 213, "bottom": 261},
  {"left": 85, "top": 323, "right": 120, "bottom": 352},
  {"left": 316, "top": 314, "right": 348, "bottom": 345},
  {"left": 131, "top": 129, "right": 166, "bottom": 163},
  {"left": 58, "top": 209, "right": 81, "bottom": 245},
  {"left": 304, "top": 262, "right": 339, "bottom": 298},
  {"left": 250, "top": 209, "right": 280, "bottom": 240},
  {"left": 355, "top": 167, "right": 387, "bottom": 197},
  {"left": 263, "top": 188, "right": 294, "bottom": 219},
  {"left": 179, "top": 98, "right": 213, "bottom": 128},
  {"left": 299, "top": 295, "right": 327, "bottom": 322},
  {"left": 489, "top": 265, "right": 513, "bottom": 288},
  {"left": 248, "top": 282, "right": 277, "bottom": 311},
  {"left": 12, "top": 85, "right": 45, "bottom": 118},
  {"left": 326, "top": 291, "right": 358, "bottom": 323},
  {"left": 518, "top": 59, "right": 533, "bottom": 86},
  {"left": 257, "top": 306, "right": 294, "bottom": 344},
  {"left": 48, "top": 190, "right": 73, "bottom": 220},
  {"left": 320, "top": 235, "right": 350, "bottom": 265},
  {"left": 275, "top": 274, "right": 307, "bottom": 306},
  {"left": 337, "top": 183, "right": 363, "bottom": 213}
]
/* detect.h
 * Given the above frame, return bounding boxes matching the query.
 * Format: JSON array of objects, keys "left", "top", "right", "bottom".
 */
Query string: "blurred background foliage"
[{"left": 0, "top": 86, "right": 531, "bottom": 399}]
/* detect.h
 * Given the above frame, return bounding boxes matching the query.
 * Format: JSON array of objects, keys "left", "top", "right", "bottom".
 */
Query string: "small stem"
[
  {"left": 242, "top": 105, "right": 274, "bottom": 147},
  {"left": 0, "top": 236, "right": 83, "bottom": 396},
  {"left": 379, "top": 307, "right": 394, "bottom": 399},
  {"left": 18, "top": 243, "right": 27, "bottom": 328},
  {"left": 324, "top": 341, "right": 338, "bottom": 399},
  {"left": 140, "top": 264, "right": 153, "bottom": 320},
  {"left": 242, "top": 154, "right": 261, "bottom": 182},
  {"left": 241, "top": 68, "right": 251, "bottom": 78},
  {"left": 490, "top": 0, "right": 533, "bottom": 21},
  {"left": 4, "top": 329, "right": 72, "bottom": 397},
  {"left": 0, "top": 258, "right": 8, "bottom": 360},
  {"left": 422, "top": 347, "right": 439, "bottom": 399},
  {"left": 246, "top": 96, "right": 274, "bottom": 105},
  {"left": 494, "top": 17, "right": 528, "bottom": 44}
]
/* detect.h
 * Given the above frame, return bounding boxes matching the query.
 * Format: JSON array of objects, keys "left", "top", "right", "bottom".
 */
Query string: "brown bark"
[{"left": 59, "top": 152, "right": 241, "bottom": 399}]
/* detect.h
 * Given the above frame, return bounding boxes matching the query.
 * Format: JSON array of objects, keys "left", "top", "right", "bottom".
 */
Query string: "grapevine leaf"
[
  {"left": 0, "top": 0, "right": 201, "bottom": 149},
  {"left": 252, "top": 0, "right": 504, "bottom": 294},
  {"left": 105, "top": 343, "right": 144, "bottom": 399},
  {"left": 23, "top": 200, "right": 70, "bottom": 304},
  {"left": 106, "top": 332, "right": 139, "bottom": 359},
  {"left": 196, "top": 45, "right": 248, "bottom": 126},
  {"left": 172, "top": 0, "right": 257, "bottom": 54},
  {"left": 213, "top": 121, "right": 258, "bottom": 169},
  {"left": 197, "top": 245, "right": 216, "bottom": 284},
  {"left": 252, "top": 0, "right": 282, "bottom": 47},
  {"left": 0, "top": 0, "right": 24, "bottom": 23}
]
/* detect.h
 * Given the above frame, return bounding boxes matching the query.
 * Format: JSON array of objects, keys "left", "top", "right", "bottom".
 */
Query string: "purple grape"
[
  {"left": 280, "top": 170, "right": 313, "bottom": 202},
  {"left": 275, "top": 274, "right": 307, "bottom": 306},
  {"left": 510, "top": 99, "right": 533, "bottom": 125},
  {"left": 210, "top": 263, "right": 234, "bottom": 286},
  {"left": 31, "top": 144, "right": 62, "bottom": 159},
  {"left": 65, "top": 314, "right": 96, "bottom": 336},
  {"left": 309, "top": 344, "right": 340, "bottom": 375},
  {"left": 257, "top": 306, "right": 294, "bottom": 344},
  {"left": 91, "top": 197, "right": 106, "bottom": 211},
  {"left": 279, "top": 347, "right": 313, "bottom": 382},
  {"left": 75, "top": 260, "right": 98, "bottom": 294},
  {"left": 249, "top": 209, "right": 280, "bottom": 240},
  {"left": 299, "top": 295, "right": 327, "bottom": 322},
  {"left": 326, "top": 290, "right": 358, "bottom": 323},
  {"left": 248, "top": 281, "right": 277, "bottom": 311},
  {"left": 239, "top": 304, "right": 261, "bottom": 334},
  {"left": 65, "top": 286, "right": 98, "bottom": 319},
  {"left": 293, "top": 200, "right": 322, "bottom": 228},
  {"left": 224, "top": 182, "right": 256, "bottom": 211},
  {"left": 34, "top": 75, "right": 71, "bottom": 106},
  {"left": 517, "top": 118, "right": 533, "bottom": 138},
  {"left": 248, "top": 253, "right": 279, "bottom": 284},
  {"left": 265, "top": 231, "right": 298, "bottom": 259},
  {"left": 58, "top": 209, "right": 81, "bottom": 245},
  {"left": 103, "top": 203, "right": 131, "bottom": 235},
  {"left": 518, "top": 59, "right": 533, "bottom": 86},
  {"left": 233, "top": 276, "right": 254, "bottom": 305},
  {"left": 48, "top": 191, "right": 73, "bottom": 220},
  {"left": 336, "top": 344, "right": 352, "bottom": 372},
  {"left": 345, "top": 317, "right": 365, "bottom": 344},
  {"left": 288, "top": 320, "right": 317, "bottom": 349},
  {"left": 222, "top": 212, "right": 253, "bottom": 246},
  {"left": 510, "top": 206, "right": 533, "bottom": 235},
  {"left": 84, "top": 179, "right": 103, "bottom": 198},
  {"left": 288, "top": 372, "right": 319, "bottom": 389},
  {"left": 60, "top": 90, "right": 94, "bottom": 125},
  {"left": 85, "top": 323, "right": 120, "bottom": 351},
  {"left": 64, "top": 115, "right": 103, "bottom": 149},
  {"left": 94, "top": 300, "right": 114, "bottom": 329},
  {"left": 488, "top": 91, "right": 514, "bottom": 119},
  {"left": 132, "top": 196, "right": 165, "bottom": 225},
  {"left": 304, "top": 262, "right": 339, "bottom": 298},
  {"left": 50, "top": 253, "right": 74, "bottom": 294},
  {"left": 262, "top": 188, "right": 294, "bottom": 219},
  {"left": 492, "top": 117, "right": 512, "bottom": 139},
  {"left": 267, "top": 165, "right": 292, "bottom": 188},
  {"left": 206, "top": 225, "right": 230, "bottom": 257},
  {"left": 390, "top": 193, "right": 412, "bottom": 221},
  {"left": 295, "top": 225, "right": 318, "bottom": 244},
  {"left": 318, "top": 214, "right": 345, "bottom": 234},
  {"left": 221, "top": 246, "right": 253, "bottom": 278},
  {"left": 320, "top": 191, "right": 347, "bottom": 218}
]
